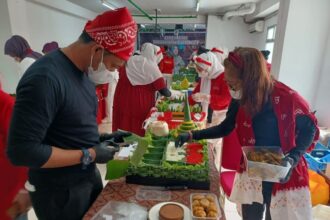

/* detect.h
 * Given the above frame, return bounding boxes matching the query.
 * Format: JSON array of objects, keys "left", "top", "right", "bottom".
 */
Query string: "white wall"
[
  {"left": 0, "top": 0, "right": 19, "bottom": 94},
  {"left": 24, "top": 0, "right": 97, "bottom": 51},
  {"left": 0, "top": 0, "right": 98, "bottom": 93},
  {"left": 206, "top": 15, "right": 259, "bottom": 51},
  {"left": 276, "top": 0, "right": 330, "bottom": 106},
  {"left": 253, "top": 14, "right": 278, "bottom": 51},
  {"left": 314, "top": 29, "right": 330, "bottom": 127}
]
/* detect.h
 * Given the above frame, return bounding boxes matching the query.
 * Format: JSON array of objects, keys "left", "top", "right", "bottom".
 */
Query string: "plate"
[{"left": 148, "top": 202, "right": 191, "bottom": 220}]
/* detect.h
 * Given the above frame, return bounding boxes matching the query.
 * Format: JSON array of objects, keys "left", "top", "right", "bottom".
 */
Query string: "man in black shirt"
[{"left": 7, "top": 8, "right": 137, "bottom": 220}]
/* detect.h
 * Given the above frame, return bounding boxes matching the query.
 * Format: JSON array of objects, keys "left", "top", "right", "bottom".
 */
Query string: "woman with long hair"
[{"left": 176, "top": 47, "right": 319, "bottom": 220}]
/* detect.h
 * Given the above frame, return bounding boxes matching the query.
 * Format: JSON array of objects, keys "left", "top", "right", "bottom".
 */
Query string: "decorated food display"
[
  {"left": 155, "top": 92, "right": 205, "bottom": 130},
  {"left": 125, "top": 133, "right": 209, "bottom": 189},
  {"left": 172, "top": 67, "right": 198, "bottom": 83},
  {"left": 125, "top": 91, "right": 209, "bottom": 189},
  {"left": 177, "top": 98, "right": 198, "bottom": 134},
  {"left": 171, "top": 77, "right": 193, "bottom": 91}
]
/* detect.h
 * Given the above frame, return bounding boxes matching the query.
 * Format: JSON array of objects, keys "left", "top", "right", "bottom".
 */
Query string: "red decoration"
[{"left": 84, "top": 7, "right": 137, "bottom": 61}]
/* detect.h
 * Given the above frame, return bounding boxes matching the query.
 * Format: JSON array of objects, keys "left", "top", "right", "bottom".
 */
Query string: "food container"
[
  {"left": 242, "top": 146, "right": 291, "bottom": 182},
  {"left": 190, "top": 193, "right": 221, "bottom": 220}
]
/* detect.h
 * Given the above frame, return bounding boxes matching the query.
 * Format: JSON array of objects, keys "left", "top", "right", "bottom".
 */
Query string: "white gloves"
[{"left": 192, "top": 93, "right": 210, "bottom": 103}]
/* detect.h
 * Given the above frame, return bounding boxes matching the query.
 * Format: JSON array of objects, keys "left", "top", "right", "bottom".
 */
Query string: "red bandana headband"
[
  {"left": 195, "top": 56, "right": 212, "bottom": 66},
  {"left": 211, "top": 48, "right": 224, "bottom": 54},
  {"left": 228, "top": 52, "right": 244, "bottom": 70}
]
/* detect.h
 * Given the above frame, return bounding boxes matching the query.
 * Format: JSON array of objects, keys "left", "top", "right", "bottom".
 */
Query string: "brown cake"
[{"left": 159, "top": 203, "right": 184, "bottom": 220}]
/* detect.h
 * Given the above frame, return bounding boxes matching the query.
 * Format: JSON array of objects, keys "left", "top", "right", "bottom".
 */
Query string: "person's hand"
[
  {"left": 99, "top": 130, "right": 132, "bottom": 143},
  {"left": 92, "top": 142, "right": 118, "bottom": 163},
  {"left": 175, "top": 132, "right": 192, "bottom": 148},
  {"left": 7, "top": 190, "right": 31, "bottom": 219},
  {"left": 279, "top": 156, "right": 295, "bottom": 184}
]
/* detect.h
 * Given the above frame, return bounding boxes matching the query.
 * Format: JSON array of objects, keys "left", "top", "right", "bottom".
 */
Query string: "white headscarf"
[
  {"left": 126, "top": 43, "right": 163, "bottom": 86},
  {"left": 194, "top": 51, "right": 224, "bottom": 95}
]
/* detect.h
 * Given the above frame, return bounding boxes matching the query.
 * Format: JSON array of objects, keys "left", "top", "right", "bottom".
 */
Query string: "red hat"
[{"left": 84, "top": 7, "right": 137, "bottom": 61}]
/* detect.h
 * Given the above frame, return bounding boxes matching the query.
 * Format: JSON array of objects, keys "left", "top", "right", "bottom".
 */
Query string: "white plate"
[{"left": 148, "top": 202, "right": 191, "bottom": 220}]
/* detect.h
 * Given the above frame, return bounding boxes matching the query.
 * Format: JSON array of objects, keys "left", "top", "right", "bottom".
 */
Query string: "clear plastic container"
[
  {"left": 242, "top": 146, "right": 291, "bottom": 182},
  {"left": 136, "top": 186, "right": 171, "bottom": 201},
  {"left": 91, "top": 201, "right": 148, "bottom": 220},
  {"left": 312, "top": 204, "right": 330, "bottom": 220},
  {"left": 190, "top": 193, "right": 221, "bottom": 220}
]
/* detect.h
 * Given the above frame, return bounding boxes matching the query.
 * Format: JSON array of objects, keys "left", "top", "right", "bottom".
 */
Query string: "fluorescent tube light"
[
  {"left": 196, "top": 0, "right": 200, "bottom": 12},
  {"left": 101, "top": 0, "right": 116, "bottom": 10}
]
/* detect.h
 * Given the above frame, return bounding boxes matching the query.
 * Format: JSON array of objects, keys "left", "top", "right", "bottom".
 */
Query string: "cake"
[{"left": 159, "top": 203, "right": 184, "bottom": 220}]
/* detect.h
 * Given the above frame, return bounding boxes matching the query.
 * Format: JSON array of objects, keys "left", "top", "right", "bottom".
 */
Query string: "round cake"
[{"left": 159, "top": 203, "right": 184, "bottom": 220}]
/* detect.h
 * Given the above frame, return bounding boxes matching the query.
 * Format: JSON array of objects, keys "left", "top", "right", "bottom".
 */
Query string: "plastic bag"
[{"left": 91, "top": 201, "right": 148, "bottom": 220}]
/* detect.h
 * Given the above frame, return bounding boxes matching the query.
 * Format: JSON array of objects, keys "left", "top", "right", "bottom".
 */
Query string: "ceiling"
[{"left": 68, "top": 0, "right": 262, "bottom": 15}]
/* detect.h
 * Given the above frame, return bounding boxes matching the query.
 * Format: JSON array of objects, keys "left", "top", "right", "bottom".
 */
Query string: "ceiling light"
[
  {"left": 101, "top": 0, "right": 116, "bottom": 10},
  {"left": 196, "top": 0, "right": 200, "bottom": 12}
]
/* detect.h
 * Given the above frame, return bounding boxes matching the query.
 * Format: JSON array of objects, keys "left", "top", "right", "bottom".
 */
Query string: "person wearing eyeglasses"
[{"left": 176, "top": 47, "right": 319, "bottom": 220}]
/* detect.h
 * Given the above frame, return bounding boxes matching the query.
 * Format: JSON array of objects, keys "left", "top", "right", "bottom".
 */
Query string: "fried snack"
[
  {"left": 193, "top": 206, "right": 204, "bottom": 212},
  {"left": 207, "top": 203, "right": 217, "bottom": 213},
  {"left": 194, "top": 210, "right": 207, "bottom": 217},
  {"left": 191, "top": 194, "right": 219, "bottom": 218},
  {"left": 207, "top": 210, "right": 218, "bottom": 217},
  {"left": 206, "top": 194, "right": 215, "bottom": 203},
  {"left": 193, "top": 194, "right": 205, "bottom": 200},
  {"left": 247, "top": 150, "right": 283, "bottom": 165},
  {"left": 200, "top": 198, "right": 210, "bottom": 208},
  {"left": 192, "top": 200, "right": 200, "bottom": 207}
]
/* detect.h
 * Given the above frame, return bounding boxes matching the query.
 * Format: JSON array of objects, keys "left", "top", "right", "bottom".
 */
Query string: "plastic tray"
[
  {"left": 136, "top": 186, "right": 171, "bottom": 201},
  {"left": 190, "top": 193, "right": 221, "bottom": 220},
  {"left": 242, "top": 146, "right": 291, "bottom": 182},
  {"left": 312, "top": 204, "right": 330, "bottom": 220}
]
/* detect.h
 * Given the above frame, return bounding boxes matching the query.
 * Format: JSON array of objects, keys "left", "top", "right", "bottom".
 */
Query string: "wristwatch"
[{"left": 81, "top": 148, "right": 93, "bottom": 169}]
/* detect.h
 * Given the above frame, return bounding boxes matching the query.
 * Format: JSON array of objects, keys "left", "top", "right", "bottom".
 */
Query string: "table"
[{"left": 83, "top": 148, "right": 226, "bottom": 220}]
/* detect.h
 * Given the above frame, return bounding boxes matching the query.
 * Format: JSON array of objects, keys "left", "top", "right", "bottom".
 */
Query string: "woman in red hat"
[
  {"left": 189, "top": 49, "right": 231, "bottom": 124},
  {"left": 113, "top": 43, "right": 171, "bottom": 136},
  {"left": 177, "top": 47, "right": 319, "bottom": 220}
]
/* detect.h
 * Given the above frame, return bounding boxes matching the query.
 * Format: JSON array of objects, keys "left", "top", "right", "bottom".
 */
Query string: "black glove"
[
  {"left": 158, "top": 88, "right": 171, "bottom": 97},
  {"left": 99, "top": 131, "right": 132, "bottom": 143},
  {"left": 93, "top": 142, "right": 118, "bottom": 164},
  {"left": 279, "top": 156, "right": 295, "bottom": 183},
  {"left": 175, "top": 132, "right": 191, "bottom": 148}
]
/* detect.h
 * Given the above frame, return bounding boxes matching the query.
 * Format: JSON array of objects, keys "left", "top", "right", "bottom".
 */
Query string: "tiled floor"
[{"left": 28, "top": 122, "right": 243, "bottom": 219}]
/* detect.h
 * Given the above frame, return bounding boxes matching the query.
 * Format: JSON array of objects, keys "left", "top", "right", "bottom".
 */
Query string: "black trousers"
[
  {"left": 29, "top": 167, "right": 103, "bottom": 220},
  {"left": 207, "top": 107, "right": 213, "bottom": 123},
  {"left": 242, "top": 182, "right": 273, "bottom": 220}
]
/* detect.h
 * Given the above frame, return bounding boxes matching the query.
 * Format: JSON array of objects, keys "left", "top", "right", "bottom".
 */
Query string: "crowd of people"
[{"left": 0, "top": 6, "right": 319, "bottom": 220}]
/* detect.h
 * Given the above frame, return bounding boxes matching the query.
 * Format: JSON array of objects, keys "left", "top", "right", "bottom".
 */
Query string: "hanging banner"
[{"left": 139, "top": 31, "right": 206, "bottom": 66}]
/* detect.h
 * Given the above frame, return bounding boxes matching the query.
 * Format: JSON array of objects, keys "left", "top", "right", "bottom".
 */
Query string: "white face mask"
[
  {"left": 88, "top": 49, "right": 113, "bottom": 84},
  {"left": 197, "top": 69, "right": 208, "bottom": 78},
  {"left": 156, "top": 53, "right": 163, "bottom": 64},
  {"left": 229, "top": 89, "right": 242, "bottom": 100}
]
